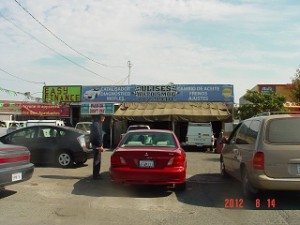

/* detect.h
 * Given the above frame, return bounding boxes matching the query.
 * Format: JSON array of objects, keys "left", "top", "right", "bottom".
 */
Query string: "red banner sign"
[
  {"left": 21, "top": 104, "right": 70, "bottom": 117},
  {"left": 0, "top": 101, "right": 70, "bottom": 117}
]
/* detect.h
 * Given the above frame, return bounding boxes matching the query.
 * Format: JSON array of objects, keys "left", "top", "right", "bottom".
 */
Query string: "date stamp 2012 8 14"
[{"left": 224, "top": 198, "right": 276, "bottom": 209}]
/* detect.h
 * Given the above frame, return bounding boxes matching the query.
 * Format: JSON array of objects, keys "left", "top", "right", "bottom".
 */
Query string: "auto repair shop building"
[{"left": 43, "top": 84, "right": 234, "bottom": 147}]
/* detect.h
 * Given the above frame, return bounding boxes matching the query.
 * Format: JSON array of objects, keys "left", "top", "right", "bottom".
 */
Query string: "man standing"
[{"left": 90, "top": 114, "right": 105, "bottom": 180}]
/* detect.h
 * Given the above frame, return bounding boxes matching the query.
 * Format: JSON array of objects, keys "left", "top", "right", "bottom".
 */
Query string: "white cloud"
[{"left": 0, "top": 0, "right": 299, "bottom": 102}]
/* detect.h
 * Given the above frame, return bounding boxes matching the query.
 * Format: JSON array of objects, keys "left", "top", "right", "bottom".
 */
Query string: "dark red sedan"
[{"left": 110, "top": 129, "right": 187, "bottom": 191}]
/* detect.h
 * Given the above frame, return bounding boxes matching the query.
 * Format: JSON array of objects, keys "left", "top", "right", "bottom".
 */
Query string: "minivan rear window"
[{"left": 267, "top": 117, "right": 300, "bottom": 143}]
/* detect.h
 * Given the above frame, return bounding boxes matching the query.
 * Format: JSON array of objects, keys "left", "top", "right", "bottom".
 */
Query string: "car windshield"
[
  {"left": 267, "top": 117, "right": 300, "bottom": 143},
  {"left": 121, "top": 132, "right": 176, "bottom": 148}
]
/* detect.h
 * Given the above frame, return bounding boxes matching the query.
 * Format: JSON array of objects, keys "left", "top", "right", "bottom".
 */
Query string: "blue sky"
[{"left": 0, "top": 0, "right": 299, "bottom": 103}]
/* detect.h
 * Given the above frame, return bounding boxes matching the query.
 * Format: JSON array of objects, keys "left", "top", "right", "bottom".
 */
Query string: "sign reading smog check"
[
  {"left": 43, "top": 86, "right": 81, "bottom": 103},
  {"left": 81, "top": 84, "right": 234, "bottom": 103}
]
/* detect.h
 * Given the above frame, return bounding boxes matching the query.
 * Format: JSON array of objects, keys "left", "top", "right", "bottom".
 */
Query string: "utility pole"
[{"left": 127, "top": 60, "right": 132, "bottom": 85}]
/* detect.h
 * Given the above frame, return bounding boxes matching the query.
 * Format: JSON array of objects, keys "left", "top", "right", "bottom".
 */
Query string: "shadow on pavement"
[
  {"left": 176, "top": 173, "right": 300, "bottom": 210},
  {"left": 40, "top": 175, "right": 86, "bottom": 180},
  {"left": 71, "top": 171, "right": 173, "bottom": 198},
  {"left": 0, "top": 188, "right": 17, "bottom": 199},
  {"left": 33, "top": 163, "right": 88, "bottom": 169}
]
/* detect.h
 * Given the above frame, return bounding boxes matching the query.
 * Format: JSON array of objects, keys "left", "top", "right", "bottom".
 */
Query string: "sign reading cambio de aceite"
[
  {"left": 43, "top": 86, "right": 81, "bottom": 103},
  {"left": 81, "top": 84, "right": 234, "bottom": 103}
]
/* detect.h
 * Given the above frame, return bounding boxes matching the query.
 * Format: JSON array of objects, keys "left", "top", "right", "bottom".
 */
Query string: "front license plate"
[
  {"left": 139, "top": 160, "right": 154, "bottom": 168},
  {"left": 12, "top": 172, "right": 22, "bottom": 182},
  {"left": 195, "top": 143, "right": 204, "bottom": 147}
]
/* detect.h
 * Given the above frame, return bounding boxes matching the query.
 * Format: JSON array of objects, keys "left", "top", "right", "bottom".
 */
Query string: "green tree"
[
  {"left": 290, "top": 66, "right": 300, "bottom": 102},
  {"left": 238, "top": 90, "right": 286, "bottom": 120}
]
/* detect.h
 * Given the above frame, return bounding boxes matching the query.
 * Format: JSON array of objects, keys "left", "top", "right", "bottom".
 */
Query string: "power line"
[
  {"left": 0, "top": 66, "right": 45, "bottom": 85},
  {"left": 0, "top": 85, "right": 39, "bottom": 101},
  {"left": 0, "top": 12, "right": 114, "bottom": 82},
  {"left": 13, "top": 0, "right": 125, "bottom": 68},
  {"left": 115, "top": 75, "right": 129, "bottom": 85}
]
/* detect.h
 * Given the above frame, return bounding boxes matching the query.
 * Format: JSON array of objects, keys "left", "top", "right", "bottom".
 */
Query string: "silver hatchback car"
[{"left": 220, "top": 112, "right": 300, "bottom": 197}]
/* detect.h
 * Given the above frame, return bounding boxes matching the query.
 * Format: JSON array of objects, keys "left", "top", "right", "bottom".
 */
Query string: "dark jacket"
[{"left": 90, "top": 120, "right": 103, "bottom": 147}]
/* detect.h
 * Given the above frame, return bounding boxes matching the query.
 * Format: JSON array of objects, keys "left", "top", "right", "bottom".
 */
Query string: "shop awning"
[{"left": 113, "top": 102, "right": 232, "bottom": 122}]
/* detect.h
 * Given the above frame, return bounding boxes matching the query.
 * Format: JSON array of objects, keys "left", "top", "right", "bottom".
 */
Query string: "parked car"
[
  {"left": 0, "top": 120, "right": 24, "bottom": 136},
  {"left": 181, "top": 122, "right": 215, "bottom": 151},
  {"left": 0, "top": 125, "right": 93, "bottom": 168},
  {"left": 75, "top": 122, "right": 92, "bottom": 134},
  {"left": 126, "top": 124, "right": 151, "bottom": 131},
  {"left": 75, "top": 121, "right": 109, "bottom": 148},
  {"left": 120, "top": 124, "right": 150, "bottom": 140},
  {"left": 26, "top": 120, "right": 65, "bottom": 127},
  {"left": 110, "top": 129, "right": 187, "bottom": 191},
  {"left": 220, "top": 112, "right": 300, "bottom": 197},
  {"left": 0, "top": 143, "right": 34, "bottom": 190}
]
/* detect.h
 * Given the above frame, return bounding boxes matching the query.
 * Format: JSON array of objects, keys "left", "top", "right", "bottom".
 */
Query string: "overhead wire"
[
  {"left": 0, "top": 85, "right": 38, "bottom": 101},
  {"left": 0, "top": 67, "right": 44, "bottom": 100},
  {"left": 115, "top": 75, "right": 130, "bottom": 85},
  {"left": 0, "top": 12, "right": 115, "bottom": 82},
  {"left": 0, "top": 67, "right": 45, "bottom": 85},
  {"left": 13, "top": 0, "right": 125, "bottom": 68}
]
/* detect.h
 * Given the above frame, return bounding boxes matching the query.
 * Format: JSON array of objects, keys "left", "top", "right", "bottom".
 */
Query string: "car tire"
[
  {"left": 241, "top": 168, "right": 259, "bottom": 198},
  {"left": 220, "top": 158, "right": 229, "bottom": 178},
  {"left": 174, "top": 182, "right": 186, "bottom": 192},
  {"left": 57, "top": 151, "right": 73, "bottom": 168},
  {"left": 75, "top": 158, "right": 87, "bottom": 166}
]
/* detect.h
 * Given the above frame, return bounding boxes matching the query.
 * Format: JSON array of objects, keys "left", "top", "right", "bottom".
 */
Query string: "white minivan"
[
  {"left": 182, "top": 122, "right": 214, "bottom": 151},
  {"left": 26, "top": 120, "right": 65, "bottom": 127}
]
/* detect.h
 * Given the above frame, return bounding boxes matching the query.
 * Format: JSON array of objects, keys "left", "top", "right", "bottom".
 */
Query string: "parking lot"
[{"left": 1, "top": 150, "right": 300, "bottom": 225}]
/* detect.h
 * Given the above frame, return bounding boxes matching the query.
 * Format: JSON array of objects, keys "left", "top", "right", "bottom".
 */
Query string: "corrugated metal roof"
[{"left": 113, "top": 102, "right": 232, "bottom": 122}]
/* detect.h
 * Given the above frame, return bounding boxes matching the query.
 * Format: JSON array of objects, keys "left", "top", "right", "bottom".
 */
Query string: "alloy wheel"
[{"left": 58, "top": 152, "right": 73, "bottom": 167}]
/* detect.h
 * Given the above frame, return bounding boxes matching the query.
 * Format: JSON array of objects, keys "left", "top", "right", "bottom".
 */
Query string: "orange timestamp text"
[{"left": 224, "top": 198, "right": 276, "bottom": 209}]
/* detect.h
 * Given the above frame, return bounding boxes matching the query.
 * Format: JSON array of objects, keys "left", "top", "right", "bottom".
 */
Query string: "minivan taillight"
[{"left": 253, "top": 152, "right": 264, "bottom": 170}]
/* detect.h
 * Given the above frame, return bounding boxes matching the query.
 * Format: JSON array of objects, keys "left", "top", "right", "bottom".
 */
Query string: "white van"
[
  {"left": 26, "top": 120, "right": 65, "bottom": 127},
  {"left": 182, "top": 122, "right": 214, "bottom": 151},
  {"left": 75, "top": 122, "right": 92, "bottom": 134},
  {"left": 0, "top": 120, "right": 24, "bottom": 136}
]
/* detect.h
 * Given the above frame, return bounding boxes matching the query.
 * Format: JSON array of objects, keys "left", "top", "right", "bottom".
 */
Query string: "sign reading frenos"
[{"left": 81, "top": 84, "right": 234, "bottom": 103}]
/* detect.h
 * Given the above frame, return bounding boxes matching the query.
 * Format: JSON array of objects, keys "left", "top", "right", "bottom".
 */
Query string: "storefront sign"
[
  {"left": 0, "top": 102, "right": 22, "bottom": 114},
  {"left": 80, "top": 103, "right": 114, "bottom": 115},
  {"left": 81, "top": 84, "right": 234, "bottom": 103},
  {"left": 43, "top": 86, "right": 81, "bottom": 103},
  {"left": 259, "top": 85, "right": 276, "bottom": 94},
  {"left": 21, "top": 104, "right": 70, "bottom": 117}
]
